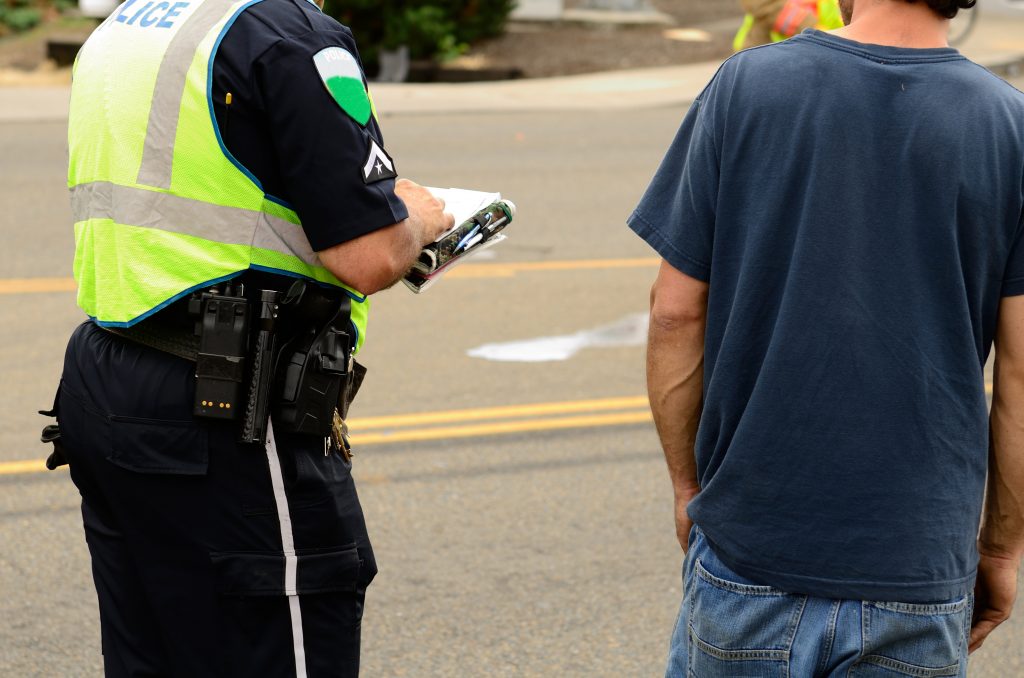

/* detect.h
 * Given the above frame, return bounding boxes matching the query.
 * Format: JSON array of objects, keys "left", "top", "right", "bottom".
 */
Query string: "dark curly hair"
[{"left": 907, "top": 0, "right": 977, "bottom": 19}]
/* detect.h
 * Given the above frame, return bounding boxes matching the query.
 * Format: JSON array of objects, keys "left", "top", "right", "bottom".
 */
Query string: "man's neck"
[{"left": 832, "top": 1, "right": 950, "bottom": 49}]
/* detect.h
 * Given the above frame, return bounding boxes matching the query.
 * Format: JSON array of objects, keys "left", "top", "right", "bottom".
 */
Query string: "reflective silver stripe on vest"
[
  {"left": 136, "top": 0, "right": 237, "bottom": 189},
  {"left": 71, "top": 181, "right": 323, "bottom": 268}
]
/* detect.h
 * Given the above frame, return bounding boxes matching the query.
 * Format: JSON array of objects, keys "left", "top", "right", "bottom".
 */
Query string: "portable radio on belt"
[
  {"left": 190, "top": 282, "right": 249, "bottom": 420},
  {"left": 190, "top": 279, "right": 354, "bottom": 444},
  {"left": 274, "top": 287, "right": 352, "bottom": 437}
]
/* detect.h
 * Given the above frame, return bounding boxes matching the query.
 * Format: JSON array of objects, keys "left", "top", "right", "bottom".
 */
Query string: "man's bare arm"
[
  {"left": 647, "top": 260, "right": 709, "bottom": 551},
  {"left": 318, "top": 179, "right": 454, "bottom": 295},
  {"left": 971, "top": 295, "right": 1024, "bottom": 652}
]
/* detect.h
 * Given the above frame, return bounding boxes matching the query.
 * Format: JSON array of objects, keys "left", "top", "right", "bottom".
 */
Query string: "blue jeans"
[{"left": 667, "top": 528, "right": 973, "bottom": 678}]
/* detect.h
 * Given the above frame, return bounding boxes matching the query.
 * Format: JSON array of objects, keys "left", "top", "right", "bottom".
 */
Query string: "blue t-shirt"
[{"left": 628, "top": 30, "right": 1024, "bottom": 603}]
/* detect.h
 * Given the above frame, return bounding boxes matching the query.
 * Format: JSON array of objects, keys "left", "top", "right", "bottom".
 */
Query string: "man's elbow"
[
  {"left": 648, "top": 261, "right": 710, "bottom": 332},
  {"left": 338, "top": 271, "right": 386, "bottom": 296},
  {"left": 649, "top": 303, "right": 706, "bottom": 333},
  {"left": 649, "top": 285, "right": 707, "bottom": 332},
  {"left": 995, "top": 356, "right": 1024, "bottom": 402}
]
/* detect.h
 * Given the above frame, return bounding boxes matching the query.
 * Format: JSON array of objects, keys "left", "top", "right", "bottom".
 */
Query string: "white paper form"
[{"left": 427, "top": 187, "right": 502, "bottom": 241}]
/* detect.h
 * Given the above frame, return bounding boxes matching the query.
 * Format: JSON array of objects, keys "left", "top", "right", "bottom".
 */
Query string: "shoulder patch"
[
  {"left": 313, "top": 46, "right": 372, "bottom": 126},
  {"left": 362, "top": 139, "right": 397, "bottom": 184}
]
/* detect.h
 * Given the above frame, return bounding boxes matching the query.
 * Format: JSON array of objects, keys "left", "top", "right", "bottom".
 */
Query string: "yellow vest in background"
[{"left": 734, "top": 0, "right": 844, "bottom": 52}]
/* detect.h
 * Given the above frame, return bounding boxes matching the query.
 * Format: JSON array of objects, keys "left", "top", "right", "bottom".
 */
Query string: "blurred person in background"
[{"left": 734, "top": 0, "right": 844, "bottom": 49}]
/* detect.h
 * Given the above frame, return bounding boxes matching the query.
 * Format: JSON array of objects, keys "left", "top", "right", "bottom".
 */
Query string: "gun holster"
[{"left": 273, "top": 290, "right": 357, "bottom": 437}]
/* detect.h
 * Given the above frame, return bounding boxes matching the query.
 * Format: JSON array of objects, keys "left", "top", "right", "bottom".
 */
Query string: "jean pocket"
[
  {"left": 850, "top": 597, "right": 969, "bottom": 677},
  {"left": 688, "top": 558, "right": 805, "bottom": 678},
  {"left": 107, "top": 415, "right": 209, "bottom": 475}
]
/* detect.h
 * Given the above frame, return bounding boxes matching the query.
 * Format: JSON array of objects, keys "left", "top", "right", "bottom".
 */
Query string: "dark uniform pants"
[{"left": 57, "top": 322, "right": 377, "bottom": 677}]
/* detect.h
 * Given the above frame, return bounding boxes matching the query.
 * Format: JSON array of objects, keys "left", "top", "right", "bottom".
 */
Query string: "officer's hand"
[
  {"left": 317, "top": 179, "right": 453, "bottom": 294},
  {"left": 395, "top": 178, "right": 454, "bottom": 247},
  {"left": 969, "top": 548, "right": 1020, "bottom": 653}
]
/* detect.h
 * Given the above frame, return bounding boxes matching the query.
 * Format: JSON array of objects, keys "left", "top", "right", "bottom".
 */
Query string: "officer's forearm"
[
  {"left": 319, "top": 219, "right": 423, "bottom": 295},
  {"left": 647, "top": 283, "right": 706, "bottom": 499},
  {"left": 981, "top": 354, "right": 1024, "bottom": 565}
]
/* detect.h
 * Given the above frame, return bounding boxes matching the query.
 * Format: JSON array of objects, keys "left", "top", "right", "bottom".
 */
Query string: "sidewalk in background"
[{"left": 2, "top": 12, "right": 1022, "bottom": 123}]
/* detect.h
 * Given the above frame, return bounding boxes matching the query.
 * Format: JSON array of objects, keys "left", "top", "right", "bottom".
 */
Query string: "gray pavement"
[
  {"left": 2, "top": 25, "right": 1024, "bottom": 678},
  {"left": 4, "top": 99, "right": 1024, "bottom": 675}
]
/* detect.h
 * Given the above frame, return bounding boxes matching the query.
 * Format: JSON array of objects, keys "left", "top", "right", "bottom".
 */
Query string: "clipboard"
[{"left": 402, "top": 188, "right": 516, "bottom": 293}]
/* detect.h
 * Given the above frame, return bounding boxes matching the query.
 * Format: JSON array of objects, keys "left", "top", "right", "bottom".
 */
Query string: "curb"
[
  {"left": 985, "top": 56, "right": 1024, "bottom": 78},
  {"left": 2, "top": 47, "right": 1023, "bottom": 123}
]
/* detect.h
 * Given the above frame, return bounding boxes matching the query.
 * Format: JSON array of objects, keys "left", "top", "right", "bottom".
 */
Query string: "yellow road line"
[
  {"left": 350, "top": 396, "right": 649, "bottom": 430},
  {"left": 0, "top": 459, "right": 49, "bottom": 475},
  {"left": 0, "top": 382, "right": 998, "bottom": 476},
  {"left": 0, "top": 258, "right": 662, "bottom": 295},
  {"left": 446, "top": 257, "right": 659, "bottom": 279},
  {"left": 0, "top": 409, "right": 653, "bottom": 477},
  {"left": 0, "top": 277, "right": 77, "bottom": 295},
  {"left": 350, "top": 410, "right": 653, "bottom": 445}
]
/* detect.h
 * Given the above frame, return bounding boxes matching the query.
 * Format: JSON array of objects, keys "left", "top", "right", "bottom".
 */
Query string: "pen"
[
  {"left": 462, "top": 233, "right": 485, "bottom": 251},
  {"left": 453, "top": 224, "right": 481, "bottom": 253},
  {"left": 484, "top": 216, "right": 507, "bottom": 233}
]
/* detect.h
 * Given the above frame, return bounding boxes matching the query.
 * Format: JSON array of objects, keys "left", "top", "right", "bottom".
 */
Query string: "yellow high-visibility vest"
[
  {"left": 68, "top": 0, "right": 370, "bottom": 350},
  {"left": 734, "top": 0, "right": 844, "bottom": 52}
]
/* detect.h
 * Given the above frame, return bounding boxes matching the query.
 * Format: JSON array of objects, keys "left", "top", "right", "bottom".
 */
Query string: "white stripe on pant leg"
[{"left": 265, "top": 420, "right": 308, "bottom": 678}]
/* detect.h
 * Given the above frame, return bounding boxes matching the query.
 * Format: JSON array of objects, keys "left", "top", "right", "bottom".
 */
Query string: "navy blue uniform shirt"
[
  {"left": 212, "top": 0, "right": 407, "bottom": 252},
  {"left": 629, "top": 30, "right": 1024, "bottom": 603}
]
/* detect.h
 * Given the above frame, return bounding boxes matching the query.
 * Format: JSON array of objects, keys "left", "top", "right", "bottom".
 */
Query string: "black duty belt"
[
  {"left": 104, "top": 320, "right": 199, "bottom": 362},
  {"left": 98, "top": 279, "right": 364, "bottom": 447}
]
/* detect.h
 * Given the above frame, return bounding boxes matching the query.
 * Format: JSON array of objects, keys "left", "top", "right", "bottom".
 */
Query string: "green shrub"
[
  {"left": 434, "top": 0, "right": 517, "bottom": 45},
  {"left": 322, "top": 0, "right": 515, "bottom": 69},
  {"left": 1, "top": 0, "right": 77, "bottom": 35},
  {"left": 384, "top": 5, "right": 459, "bottom": 55},
  {"left": 3, "top": 5, "right": 42, "bottom": 31}
]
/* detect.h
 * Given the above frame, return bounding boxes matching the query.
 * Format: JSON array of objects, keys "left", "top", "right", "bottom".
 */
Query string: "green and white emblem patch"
[{"left": 313, "top": 46, "right": 372, "bottom": 126}]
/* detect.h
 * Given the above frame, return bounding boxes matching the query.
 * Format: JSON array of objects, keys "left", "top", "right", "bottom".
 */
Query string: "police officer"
[{"left": 48, "top": 0, "right": 453, "bottom": 674}]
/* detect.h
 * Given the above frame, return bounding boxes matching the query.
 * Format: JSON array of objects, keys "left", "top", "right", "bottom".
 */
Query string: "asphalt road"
[{"left": 2, "top": 77, "right": 1024, "bottom": 677}]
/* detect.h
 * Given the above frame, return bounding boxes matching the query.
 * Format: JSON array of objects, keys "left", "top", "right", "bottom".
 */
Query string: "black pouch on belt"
[
  {"left": 273, "top": 287, "right": 354, "bottom": 437},
  {"left": 39, "top": 381, "right": 67, "bottom": 470},
  {"left": 339, "top": 360, "right": 367, "bottom": 420}
]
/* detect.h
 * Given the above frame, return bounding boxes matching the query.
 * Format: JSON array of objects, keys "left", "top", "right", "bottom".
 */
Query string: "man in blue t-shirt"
[{"left": 628, "top": 0, "right": 1024, "bottom": 674}]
